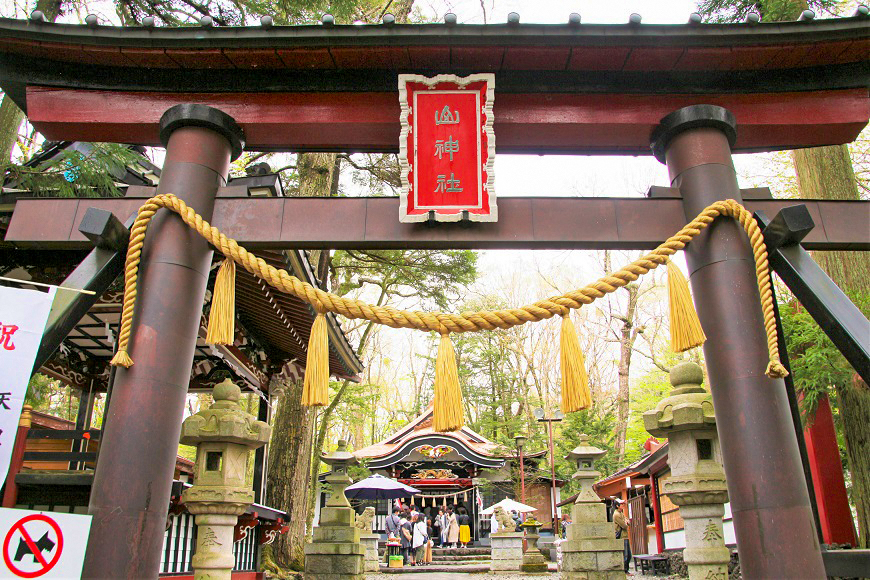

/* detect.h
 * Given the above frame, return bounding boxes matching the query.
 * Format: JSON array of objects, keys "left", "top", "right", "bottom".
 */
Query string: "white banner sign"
[
  {"left": 0, "top": 508, "right": 91, "bottom": 578},
  {"left": 0, "top": 286, "right": 56, "bottom": 483}
]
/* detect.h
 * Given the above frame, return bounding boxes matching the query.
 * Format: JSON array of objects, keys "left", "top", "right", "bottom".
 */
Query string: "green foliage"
[
  {"left": 4, "top": 143, "right": 144, "bottom": 198},
  {"left": 624, "top": 369, "right": 672, "bottom": 464},
  {"left": 696, "top": 0, "right": 844, "bottom": 22},
  {"left": 25, "top": 374, "right": 78, "bottom": 421},
  {"left": 114, "top": 0, "right": 404, "bottom": 26},
  {"left": 780, "top": 291, "right": 870, "bottom": 420},
  {"left": 331, "top": 249, "right": 478, "bottom": 310},
  {"left": 555, "top": 406, "right": 620, "bottom": 495}
]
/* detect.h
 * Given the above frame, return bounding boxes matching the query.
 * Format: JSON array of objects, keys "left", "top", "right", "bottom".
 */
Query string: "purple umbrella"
[{"left": 344, "top": 473, "right": 420, "bottom": 500}]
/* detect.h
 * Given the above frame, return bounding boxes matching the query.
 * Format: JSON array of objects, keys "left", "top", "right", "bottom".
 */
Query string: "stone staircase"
[{"left": 379, "top": 546, "right": 492, "bottom": 574}]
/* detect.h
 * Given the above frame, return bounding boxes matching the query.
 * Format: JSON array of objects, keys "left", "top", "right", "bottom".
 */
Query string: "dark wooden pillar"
[
  {"left": 82, "top": 104, "right": 244, "bottom": 579},
  {"left": 651, "top": 105, "right": 826, "bottom": 579}
]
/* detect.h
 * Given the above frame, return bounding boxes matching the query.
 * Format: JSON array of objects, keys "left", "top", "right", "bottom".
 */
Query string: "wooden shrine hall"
[
  {"left": 0, "top": 8, "right": 868, "bottom": 579},
  {"left": 346, "top": 404, "right": 561, "bottom": 541}
]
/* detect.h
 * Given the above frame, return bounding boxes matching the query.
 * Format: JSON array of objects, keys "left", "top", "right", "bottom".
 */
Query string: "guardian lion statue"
[
  {"left": 494, "top": 506, "right": 515, "bottom": 532},
  {"left": 354, "top": 506, "right": 375, "bottom": 531}
]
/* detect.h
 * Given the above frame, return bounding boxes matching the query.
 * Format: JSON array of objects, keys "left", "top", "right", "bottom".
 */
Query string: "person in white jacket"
[{"left": 412, "top": 514, "right": 428, "bottom": 566}]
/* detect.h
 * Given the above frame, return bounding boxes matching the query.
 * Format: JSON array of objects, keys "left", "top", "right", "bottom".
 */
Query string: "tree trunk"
[
  {"left": 265, "top": 380, "right": 315, "bottom": 570},
  {"left": 0, "top": 97, "right": 24, "bottom": 161},
  {"left": 614, "top": 283, "right": 639, "bottom": 459},
  {"left": 793, "top": 144, "right": 870, "bottom": 548},
  {"left": 837, "top": 376, "right": 870, "bottom": 549},
  {"left": 297, "top": 153, "right": 337, "bottom": 197}
]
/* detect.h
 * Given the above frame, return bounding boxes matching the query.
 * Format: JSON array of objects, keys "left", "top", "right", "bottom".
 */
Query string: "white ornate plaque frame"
[{"left": 398, "top": 73, "right": 497, "bottom": 223}]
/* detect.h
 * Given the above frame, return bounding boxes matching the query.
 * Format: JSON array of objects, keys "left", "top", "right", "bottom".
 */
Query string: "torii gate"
[{"left": 1, "top": 12, "right": 869, "bottom": 579}]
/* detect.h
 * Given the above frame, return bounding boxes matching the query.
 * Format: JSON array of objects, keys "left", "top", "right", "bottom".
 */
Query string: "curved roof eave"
[{"left": 366, "top": 434, "right": 505, "bottom": 470}]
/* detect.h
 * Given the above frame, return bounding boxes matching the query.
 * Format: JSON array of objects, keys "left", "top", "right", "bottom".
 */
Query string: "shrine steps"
[{"left": 432, "top": 547, "right": 490, "bottom": 557}]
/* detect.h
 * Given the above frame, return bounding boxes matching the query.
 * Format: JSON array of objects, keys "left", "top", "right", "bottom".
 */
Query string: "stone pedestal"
[
  {"left": 520, "top": 526, "right": 549, "bottom": 573},
  {"left": 490, "top": 532, "right": 524, "bottom": 571},
  {"left": 304, "top": 441, "right": 365, "bottom": 580},
  {"left": 561, "top": 435, "right": 624, "bottom": 580},
  {"left": 359, "top": 533, "right": 380, "bottom": 572},
  {"left": 645, "top": 362, "right": 730, "bottom": 580},
  {"left": 188, "top": 513, "right": 240, "bottom": 580}
]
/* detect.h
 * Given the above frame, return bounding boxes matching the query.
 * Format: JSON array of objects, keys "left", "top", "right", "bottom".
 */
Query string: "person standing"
[
  {"left": 432, "top": 510, "right": 443, "bottom": 547},
  {"left": 384, "top": 509, "right": 401, "bottom": 564},
  {"left": 613, "top": 500, "right": 631, "bottom": 573},
  {"left": 412, "top": 514, "right": 427, "bottom": 566},
  {"left": 439, "top": 508, "right": 450, "bottom": 546},
  {"left": 457, "top": 507, "right": 471, "bottom": 548},
  {"left": 400, "top": 511, "right": 413, "bottom": 566},
  {"left": 447, "top": 508, "right": 460, "bottom": 548},
  {"left": 425, "top": 518, "right": 435, "bottom": 564},
  {"left": 490, "top": 510, "right": 500, "bottom": 535}
]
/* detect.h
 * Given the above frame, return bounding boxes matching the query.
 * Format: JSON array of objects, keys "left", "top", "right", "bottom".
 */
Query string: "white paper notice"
[{"left": 0, "top": 286, "right": 56, "bottom": 482}]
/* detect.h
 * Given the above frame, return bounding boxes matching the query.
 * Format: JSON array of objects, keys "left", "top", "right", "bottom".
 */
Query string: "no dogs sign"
[{"left": 0, "top": 509, "right": 91, "bottom": 578}]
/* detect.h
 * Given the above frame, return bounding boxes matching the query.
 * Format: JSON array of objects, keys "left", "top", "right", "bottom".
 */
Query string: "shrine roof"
[
  {"left": 354, "top": 404, "right": 546, "bottom": 469},
  {"left": 0, "top": 16, "right": 867, "bottom": 113}
]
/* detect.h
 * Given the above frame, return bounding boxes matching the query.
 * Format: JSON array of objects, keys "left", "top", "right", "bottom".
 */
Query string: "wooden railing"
[{"left": 24, "top": 428, "right": 101, "bottom": 469}]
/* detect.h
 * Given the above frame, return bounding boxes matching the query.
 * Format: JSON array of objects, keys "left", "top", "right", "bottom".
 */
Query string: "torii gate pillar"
[
  {"left": 82, "top": 105, "right": 244, "bottom": 579},
  {"left": 652, "top": 105, "right": 825, "bottom": 579}
]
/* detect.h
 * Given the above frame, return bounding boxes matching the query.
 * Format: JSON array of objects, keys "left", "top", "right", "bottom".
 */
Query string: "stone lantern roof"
[
  {"left": 180, "top": 378, "right": 271, "bottom": 448},
  {"left": 644, "top": 361, "right": 715, "bottom": 437},
  {"left": 322, "top": 439, "right": 358, "bottom": 468},
  {"left": 566, "top": 434, "right": 606, "bottom": 464}
]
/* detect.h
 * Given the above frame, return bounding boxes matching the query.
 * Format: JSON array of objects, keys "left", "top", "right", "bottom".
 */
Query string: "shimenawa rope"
[{"left": 109, "top": 194, "right": 788, "bottom": 417}]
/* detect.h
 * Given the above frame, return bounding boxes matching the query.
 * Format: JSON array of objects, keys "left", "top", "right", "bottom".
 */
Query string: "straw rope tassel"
[
  {"left": 666, "top": 258, "right": 707, "bottom": 352},
  {"left": 205, "top": 259, "right": 237, "bottom": 345},
  {"left": 433, "top": 332, "right": 464, "bottom": 432},
  {"left": 302, "top": 309, "right": 330, "bottom": 407},
  {"left": 560, "top": 314, "right": 592, "bottom": 413}
]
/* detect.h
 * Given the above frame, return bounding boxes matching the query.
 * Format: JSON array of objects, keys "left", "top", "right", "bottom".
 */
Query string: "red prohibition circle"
[{"left": 3, "top": 514, "right": 64, "bottom": 578}]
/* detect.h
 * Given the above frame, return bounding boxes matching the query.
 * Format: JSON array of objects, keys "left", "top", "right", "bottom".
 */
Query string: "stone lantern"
[
  {"left": 304, "top": 440, "right": 365, "bottom": 579},
  {"left": 644, "top": 361, "right": 730, "bottom": 580},
  {"left": 180, "top": 378, "right": 271, "bottom": 580},
  {"left": 520, "top": 517, "right": 548, "bottom": 573},
  {"left": 560, "top": 435, "right": 623, "bottom": 580}
]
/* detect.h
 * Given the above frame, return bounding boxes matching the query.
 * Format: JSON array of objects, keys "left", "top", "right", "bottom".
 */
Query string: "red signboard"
[{"left": 399, "top": 74, "right": 496, "bottom": 223}]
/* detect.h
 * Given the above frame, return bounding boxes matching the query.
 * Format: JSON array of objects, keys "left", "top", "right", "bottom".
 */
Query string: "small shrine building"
[{"left": 347, "top": 405, "right": 563, "bottom": 541}]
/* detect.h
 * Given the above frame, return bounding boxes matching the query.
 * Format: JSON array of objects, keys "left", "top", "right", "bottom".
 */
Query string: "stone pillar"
[
  {"left": 520, "top": 519, "right": 549, "bottom": 573},
  {"left": 304, "top": 440, "right": 365, "bottom": 579},
  {"left": 560, "top": 435, "right": 623, "bottom": 580},
  {"left": 490, "top": 531, "right": 524, "bottom": 571},
  {"left": 644, "top": 362, "right": 729, "bottom": 580},
  {"left": 359, "top": 533, "right": 380, "bottom": 572},
  {"left": 83, "top": 105, "right": 245, "bottom": 579},
  {"left": 651, "top": 105, "right": 825, "bottom": 579},
  {"left": 180, "top": 378, "right": 270, "bottom": 580}
]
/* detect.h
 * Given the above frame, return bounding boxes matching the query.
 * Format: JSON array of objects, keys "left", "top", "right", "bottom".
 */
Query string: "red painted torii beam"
[{"left": 24, "top": 87, "right": 870, "bottom": 154}]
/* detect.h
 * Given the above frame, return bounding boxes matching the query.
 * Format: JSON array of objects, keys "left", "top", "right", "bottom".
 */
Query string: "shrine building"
[{"left": 342, "top": 404, "right": 563, "bottom": 541}]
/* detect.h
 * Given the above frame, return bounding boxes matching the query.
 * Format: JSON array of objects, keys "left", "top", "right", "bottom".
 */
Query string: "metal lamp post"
[
  {"left": 534, "top": 407, "right": 564, "bottom": 536},
  {"left": 514, "top": 434, "right": 527, "bottom": 505}
]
